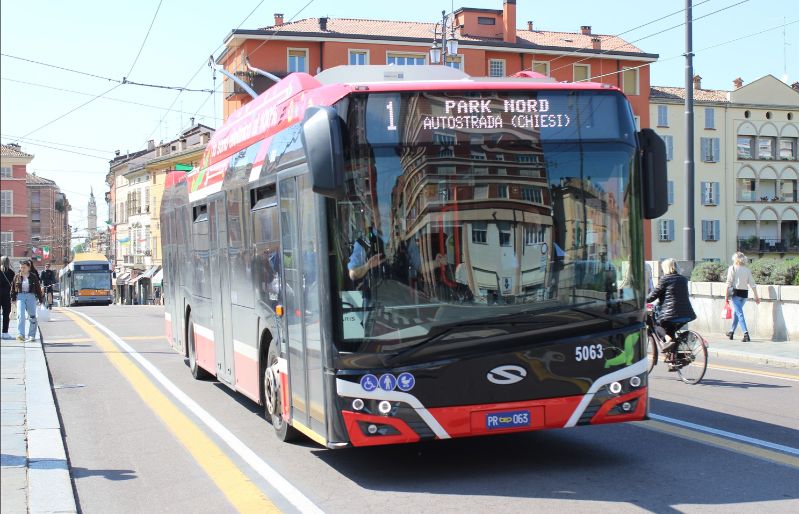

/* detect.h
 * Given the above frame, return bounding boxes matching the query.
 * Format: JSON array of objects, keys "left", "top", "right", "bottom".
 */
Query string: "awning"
[
  {"left": 115, "top": 272, "right": 130, "bottom": 286},
  {"left": 152, "top": 269, "right": 163, "bottom": 287},
  {"left": 140, "top": 265, "right": 161, "bottom": 281}
]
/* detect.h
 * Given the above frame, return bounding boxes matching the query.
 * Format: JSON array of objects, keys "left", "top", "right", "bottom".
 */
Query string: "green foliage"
[
  {"left": 690, "top": 261, "right": 726, "bottom": 282},
  {"left": 771, "top": 258, "right": 799, "bottom": 286},
  {"left": 750, "top": 258, "right": 779, "bottom": 284}
]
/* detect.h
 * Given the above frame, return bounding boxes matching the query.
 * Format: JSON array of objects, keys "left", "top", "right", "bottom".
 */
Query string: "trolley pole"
[{"left": 683, "top": 0, "right": 696, "bottom": 264}]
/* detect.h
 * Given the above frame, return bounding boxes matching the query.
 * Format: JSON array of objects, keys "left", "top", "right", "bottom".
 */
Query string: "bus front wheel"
[{"left": 263, "top": 344, "right": 299, "bottom": 442}]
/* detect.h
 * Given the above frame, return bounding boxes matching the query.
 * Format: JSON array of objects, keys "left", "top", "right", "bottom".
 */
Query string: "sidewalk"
[
  {"left": 1, "top": 316, "right": 77, "bottom": 514},
  {"left": 702, "top": 332, "right": 799, "bottom": 368}
]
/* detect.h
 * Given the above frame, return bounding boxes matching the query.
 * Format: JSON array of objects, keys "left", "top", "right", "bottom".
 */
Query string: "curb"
[
  {"left": 25, "top": 329, "right": 78, "bottom": 514},
  {"left": 708, "top": 347, "right": 799, "bottom": 369}
]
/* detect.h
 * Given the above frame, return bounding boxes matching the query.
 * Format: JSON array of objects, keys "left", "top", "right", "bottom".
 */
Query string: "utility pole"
[{"left": 683, "top": 0, "right": 695, "bottom": 264}]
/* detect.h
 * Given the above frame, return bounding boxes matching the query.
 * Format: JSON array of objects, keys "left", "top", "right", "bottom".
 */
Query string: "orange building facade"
[{"left": 218, "top": 1, "right": 658, "bottom": 257}]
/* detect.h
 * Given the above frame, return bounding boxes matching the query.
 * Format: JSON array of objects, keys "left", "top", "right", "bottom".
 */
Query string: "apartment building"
[
  {"left": 650, "top": 75, "right": 799, "bottom": 262},
  {"left": 1, "top": 143, "right": 32, "bottom": 258}
]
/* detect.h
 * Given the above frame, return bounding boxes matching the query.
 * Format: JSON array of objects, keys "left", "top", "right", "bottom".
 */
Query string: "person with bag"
[
  {"left": 724, "top": 251, "right": 760, "bottom": 342},
  {"left": 10, "top": 260, "right": 44, "bottom": 342},
  {"left": 0, "top": 256, "right": 15, "bottom": 340}
]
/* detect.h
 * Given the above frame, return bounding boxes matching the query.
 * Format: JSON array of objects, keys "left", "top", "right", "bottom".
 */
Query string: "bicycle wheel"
[
  {"left": 646, "top": 332, "right": 658, "bottom": 374},
  {"left": 675, "top": 330, "right": 707, "bottom": 384}
]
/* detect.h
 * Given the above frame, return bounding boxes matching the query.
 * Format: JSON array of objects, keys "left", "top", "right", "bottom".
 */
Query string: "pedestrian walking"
[
  {"left": 10, "top": 259, "right": 45, "bottom": 342},
  {"left": 724, "top": 251, "right": 760, "bottom": 342},
  {"left": 0, "top": 256, "right": 15, "bottom": 339}
]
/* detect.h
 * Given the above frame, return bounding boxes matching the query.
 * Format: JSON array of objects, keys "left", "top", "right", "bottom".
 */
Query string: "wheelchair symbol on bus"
[{"left": 360, "top": 374, "right": 378, "bottom": 392}]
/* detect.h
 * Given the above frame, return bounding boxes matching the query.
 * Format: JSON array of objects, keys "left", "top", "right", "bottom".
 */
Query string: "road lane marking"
[
  {"left": 122, "top": 335, "right": 169, "bottom": 340},
  {"left": 60, "top": 310, "right": 280, "bottom": 514},
  {"left": 644, "top": 413, "right": 799, "bottom": 469},
  {"left": 706, "top": 364, "right": 799, "bottom": 382},
  {"left": 63, "top": 308, "right": 323, "bottom": 514}
]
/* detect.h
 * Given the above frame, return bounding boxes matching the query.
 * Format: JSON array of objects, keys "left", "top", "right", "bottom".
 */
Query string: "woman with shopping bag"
[
  {"left": 724, "top": 252, "right": 760, "bottom": 342},
  {"left": 10, "top": 260, "right": 44, "bottom": 342}
]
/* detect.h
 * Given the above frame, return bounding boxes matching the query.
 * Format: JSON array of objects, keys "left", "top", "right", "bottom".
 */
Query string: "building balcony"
[{"left": 738, "top": 237, "right": 799, "bottom": 254}]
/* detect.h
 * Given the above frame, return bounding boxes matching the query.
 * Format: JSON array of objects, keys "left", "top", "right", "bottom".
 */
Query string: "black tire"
[
  {"left": 646, "top": 332, "right": 658, "bottom": 374},
  {"left": 187, "top": 313, "right": 212, "bottom": 380},
  {"left": 263, "top": 344, "right": 300, "bottom": 442},
  {"left": 675, "top": 330, "right": 708, "bottom": 385}
]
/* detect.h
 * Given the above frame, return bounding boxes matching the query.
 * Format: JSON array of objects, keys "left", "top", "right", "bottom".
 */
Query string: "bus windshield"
[
  {"left": 329, "top": 90, "right": 641, "bottom": 352},
  {"left": 74, "top": 272, "right": 110, "bottom": 291}
]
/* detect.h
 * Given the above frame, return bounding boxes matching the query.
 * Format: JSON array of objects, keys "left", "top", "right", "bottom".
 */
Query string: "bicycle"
[{"left": 645, "top": 303, "right": 708, "bottom": 384}]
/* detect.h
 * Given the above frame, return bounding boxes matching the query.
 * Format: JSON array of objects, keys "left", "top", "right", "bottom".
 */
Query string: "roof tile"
[
  {"left": 1, "top": 143, "right": 33, "bottom": 158},
  {"left": 651, "top": 86, "right": 729, "bottom": 103},
  {"left": 257, "top": 18, "right": 648, "bottom": 55}
]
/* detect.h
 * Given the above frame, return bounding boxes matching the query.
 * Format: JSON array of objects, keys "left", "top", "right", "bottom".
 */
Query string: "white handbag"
[{"left": 36, "top": 304, "right": 51, "bottom": 322}]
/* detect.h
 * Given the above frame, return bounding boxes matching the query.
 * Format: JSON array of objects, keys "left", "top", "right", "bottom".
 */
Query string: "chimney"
[
  {"left": 190, "top": 117, "right": 195, "bottom": 126},
  {"left": 319, "top": 17, "right": 328, "bottom": 31},
  {"left": 792, "top": 81, "right": 799, "bottom": 92},
  {"left": 115, "top": 150, "right": 120, "bottom": 156},
  {"left": 147, "top": 139, "right": 155, "bottom": 151},
  {"left": 580, "top": 25, "right": 592, "bottom": 35},
  {"left": 733, "top": 77, "right": 744, "bottom": 90},
  {"left": 693, "top": 74, "right": 702, "bottom": 90},
  {"left": 591, "top": 37, "right": 601, "bottom": 50},
  {"left": 503, "top": 0, "right": 516, "bottom": 43},
  {"left": 527, "top": 20, "right": 533, "bottom": 31},
  {"left": 274, "top": 13, "right": 284, "bottom": 26}
]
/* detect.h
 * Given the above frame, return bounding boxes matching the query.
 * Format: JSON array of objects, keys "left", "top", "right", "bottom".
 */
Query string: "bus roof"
[
  {"left": 72, "top": 252, "right": 110, "bottom": 263},
  {"left": 182, "top": 65, "right": 621, "bottom": 200}
]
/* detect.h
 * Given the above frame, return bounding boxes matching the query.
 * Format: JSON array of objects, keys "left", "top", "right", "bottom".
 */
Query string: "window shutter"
[
  {"left": 664, "top": 135, "right": 674, "bottom": 161},
  {"left": 667, "top": 181, "right": 674, "bottom": 205},
  {"left": 700, "top": 138, "right": 709, "bottom": 162},
  {"left": 712, "top": 138, "right": 720, "bottom": 162},
  {"left": 658, "top": 106, "right": 667, "bottom": 126},
  {"left": 713, "top": 182, "right": 719, "bottom": 204},
  {"left": 714, "top": 220, "right": 720, "bottom": 241},
  {"left": 700, "top": 182, "right": 707, "bottom": 205},
  {"left": 668, "top": 220, "right": 675, "bottom": 241},
  {"left": 705, "top": 108, "right": 714, "bottom": 129},
  {"left": 701, "top": 220, "right": 708, "bottom": 240}
]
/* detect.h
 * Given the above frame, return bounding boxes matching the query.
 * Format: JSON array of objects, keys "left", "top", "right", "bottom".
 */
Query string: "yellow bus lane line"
[
  {"left": 706, "top": 364, "right": 799, "bottom": 382},
  {"left": 60, "top": 310, "right": 281, "bottom": 514},
  {"left": 62, "top": 308, "right": 323, "bottom": 514}
]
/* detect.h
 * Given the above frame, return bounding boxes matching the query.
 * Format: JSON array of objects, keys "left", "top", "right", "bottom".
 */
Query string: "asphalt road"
[{"left": 42, "top": 305, "right": 799, "bottom": 513}]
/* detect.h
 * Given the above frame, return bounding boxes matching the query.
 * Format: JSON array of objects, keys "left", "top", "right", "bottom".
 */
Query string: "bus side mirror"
[
  {"left": 301, "top": 106, "right": 345, "bottom": 198},
  {"left": 639, "top": 128, "right": 668, "bottom": 220}
]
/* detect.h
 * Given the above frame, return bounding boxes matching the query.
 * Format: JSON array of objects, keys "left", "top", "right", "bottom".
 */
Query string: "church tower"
[{"left": 88, "top": 187, "right": 97, "bottom": 238}]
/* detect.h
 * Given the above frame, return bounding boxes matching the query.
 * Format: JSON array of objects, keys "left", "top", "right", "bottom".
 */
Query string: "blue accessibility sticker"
[
  {"left": 396, "top": 372, "right": 415, "bottom": 391},
  {"left": 360, "top": 374, "right": 378, "bottom": 392},
  {"left": 378, "top": 373, "right": 397, "bottom": 391}
]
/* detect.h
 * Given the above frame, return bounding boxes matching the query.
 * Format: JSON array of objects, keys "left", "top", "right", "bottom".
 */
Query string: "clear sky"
[{"left": 1, "top": 0, "right": 796, "bottom": 242}]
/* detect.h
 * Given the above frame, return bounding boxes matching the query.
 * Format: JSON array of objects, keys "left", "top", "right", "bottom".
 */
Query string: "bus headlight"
[
  {"left": 609, "top": 382, "right": 622, "bottom": 395},
  {"left": 629, "top": 376, "right": 642, "bottom": 388},
  {"left": 378, "top": 401, "right": 392, "bottom": 415},
  {"left": 352, "top": 398, "right": 364, "bottom": 411}
]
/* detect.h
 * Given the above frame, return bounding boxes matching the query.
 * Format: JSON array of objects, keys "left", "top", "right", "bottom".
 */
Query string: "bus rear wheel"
[
  {"left": 263, "top": 345, "right": 299, "bottom": 442},
  {"left": 187, "top": 313, "right": 211, "bottom": 380}
]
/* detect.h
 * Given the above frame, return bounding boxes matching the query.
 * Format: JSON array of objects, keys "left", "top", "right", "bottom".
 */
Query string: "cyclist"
[
  {"left": 646, "top": 258, "right": 696, "bottom": 363},
  {"left": 40, "top": 263, "right": 56, "bottom": 309}
]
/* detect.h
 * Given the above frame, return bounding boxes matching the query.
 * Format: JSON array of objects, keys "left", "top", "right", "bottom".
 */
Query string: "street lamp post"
[{"left": 429, "top": 10, "right": 459, "bottom": 66}]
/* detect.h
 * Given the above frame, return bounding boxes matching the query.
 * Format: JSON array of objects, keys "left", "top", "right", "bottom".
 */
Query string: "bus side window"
[
  {"left": 193, "top": 204, "right": 208, "bottom": 223},
  {"left": 251, "top": 184, "right": 279, "bottom": 305}
]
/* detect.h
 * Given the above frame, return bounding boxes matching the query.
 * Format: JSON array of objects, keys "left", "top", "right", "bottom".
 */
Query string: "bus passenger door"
[
  {"left": 209, "top": 193, "right": 234, "bottom": 383},
  {"left": 279, "top": 174, "right": 330, "bottom": 439}
]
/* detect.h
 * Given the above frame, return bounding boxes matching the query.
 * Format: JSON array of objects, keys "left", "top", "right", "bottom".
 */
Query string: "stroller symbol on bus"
[
  {"left": 360, "top": 374, "right": 378, "bottom": 392},
  {"left": 397, "top": 372, "right": 415, "bottom": 391}
]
